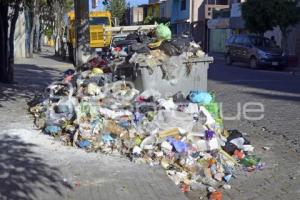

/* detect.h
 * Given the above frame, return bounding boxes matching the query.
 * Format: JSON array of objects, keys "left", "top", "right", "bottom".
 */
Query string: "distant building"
[
  {"left": 229, "top": 0, "right": 247, "bottom": 32},
  {"left": 129, "top": 7, "right": 144, "bottom": 25},
  {"left": 171, "top": 0, "right": 229, "bottom": 51},
  {"left": 159, "top": 0, "right": 172, "bottom": 19},
  {"left": 147, "top": 0, "right": 161, "bottom": 18},
  {"left": 207, "top": 7, "right": 231, "bottom": 53}
]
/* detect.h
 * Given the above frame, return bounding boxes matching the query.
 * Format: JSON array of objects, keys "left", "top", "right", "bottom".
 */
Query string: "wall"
[
  {"left": 160, "top": 0, "right": 172, "bottom": 18},
  {"left": 209, "top": 28, "right": 231, "bottom": 53},
  {"left": 14, "top": 11, "right": 26, "bottom": 59},
  {"left": 287, "top": 23, "right": 300, "bottom": 55},
  {"left": 264, "top": 27, "right": 282, "bottom": 47},
  {"left": 190, "top": 0, "right": 204, "bottom": 22},
  {"left": 147, "top": 3, "right": 160, "bottom": 18},
  {"left": 171, "top": 0, "right": 190, "bottom": 22}
]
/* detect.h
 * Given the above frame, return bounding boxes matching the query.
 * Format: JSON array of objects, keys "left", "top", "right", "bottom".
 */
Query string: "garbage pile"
[
  {"left": 29, "top": 24, "right": 263, "bottom": 199},
  {"left": 110, "top": 23, "right": 206, "bottom": 83}
]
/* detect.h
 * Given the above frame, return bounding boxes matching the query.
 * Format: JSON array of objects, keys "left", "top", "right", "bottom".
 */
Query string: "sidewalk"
[{"left": 0, "top": 49, "right": 188, "bottom": 200}]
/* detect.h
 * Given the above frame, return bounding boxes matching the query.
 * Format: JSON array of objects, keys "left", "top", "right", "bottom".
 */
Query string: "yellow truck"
[{"left": 67, "top": 11, "right": 112, "bottom": 61}]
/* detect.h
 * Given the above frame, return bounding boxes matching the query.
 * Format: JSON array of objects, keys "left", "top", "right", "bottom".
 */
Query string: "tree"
[
  {"left": 241, "top": 0, "right": 276, "bottom": 35},
  {"left": 24, "top": 0, "right": 35, "bottom": 58},
  {"left": 0, "top": 2, "right": 10, "bottom": 83},
  {"left": 9, "top": 0, "right": 22, "bottom": 64},
  {"left": 273, "top": 0, "right": 300, "bottom": 52},
  {"left": 0, "top": 0, "right": 22, "bottom": 83},
  {"left": 105, "top": 0, "right": 127, "bottom": 26},
  {"left": 242, "top": 0, "right": 300, "bottom": 52},
  {"left": 144, "top": 16, "right": 170, "bottom": 25}
]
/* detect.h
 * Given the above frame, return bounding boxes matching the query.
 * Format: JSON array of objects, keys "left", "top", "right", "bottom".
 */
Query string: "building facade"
[
  {"left": 160, "top": 0, "right": 172, "bottom": 19},
  {"left": 129, "top": 7, "right": 144, "bottom": 25},
  {"left": 171, "top": 0, "right": 229, "bottom": 51},
  {"left": 147, "top": 0, "right": 161, "bottom": 18}
]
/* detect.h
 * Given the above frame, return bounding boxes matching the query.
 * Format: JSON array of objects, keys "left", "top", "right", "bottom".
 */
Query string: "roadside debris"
[{"left": 28, "top": 24, "right": 263, "bottom": 196}]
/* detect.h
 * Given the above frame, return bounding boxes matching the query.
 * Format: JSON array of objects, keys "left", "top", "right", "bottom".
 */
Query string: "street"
[
  {"left": 1, "top": 50, "right": 300, "bottom": 200},
  {"left": 209, "top": 57, "right": 300, "bottom": 152},
  {"left": 204, "top": 58, "right": 300, "bottom": 200},
  {"left": 1, "top": 0, "right": 300, "bottom": 199}
]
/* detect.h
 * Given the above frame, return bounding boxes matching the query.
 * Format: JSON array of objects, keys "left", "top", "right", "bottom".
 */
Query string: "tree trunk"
[
  {"left": 33, "top": 14, "right": 40, "bottom": 53},
  {"left": 0, "top": 3, "right": 11, "bottom": 83},
  {"left": 25, "top": 4, "right": 32, "bottom": 58},
  {"left": 9, "top": 1, "right": 20, "bottom": 68},
  {"left": 29, "top": 17, "right": 36, "bottom": 57},
  {"left": 38, "top": 15, "right": 42, "bottom": 51},
  {"left": 0, "top": 5, "right": 6, "bottom": 82},
  {"left": 28, "top": 0, "right": 38, "bottom": 58}
]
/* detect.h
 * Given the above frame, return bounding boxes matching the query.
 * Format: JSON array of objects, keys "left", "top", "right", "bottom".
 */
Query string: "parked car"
[{"left": 225, "top": 34, "right": 288, "bottom": 69}]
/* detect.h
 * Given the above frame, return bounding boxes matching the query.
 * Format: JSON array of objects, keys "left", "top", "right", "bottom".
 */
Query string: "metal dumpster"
[{"left": 133, "top": 56, "right": 213, "bottom": 96}]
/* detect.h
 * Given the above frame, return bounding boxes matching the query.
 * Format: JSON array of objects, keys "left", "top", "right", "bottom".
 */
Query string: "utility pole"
[{"left": 74, "top": 0, "right": 95, "bottom": 68}]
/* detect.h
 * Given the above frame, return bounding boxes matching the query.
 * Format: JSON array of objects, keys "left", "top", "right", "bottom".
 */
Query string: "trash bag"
[
  {"left": 130, "top": 43, "right": 150, "bottom": 54},
  {"left": 159, "top": 41, "right": 181, "bottom": 56},
  {"left": 188, "top": 91, "right": 213, "bottom": 104},
  {"left": 114, "top": 39, "right": 137, "bottom": 47},
  {"left": 156, "top": 23, "right": 172, "bottom": 41},
  {"left": 170, "top": 37, "right": 191, "bottom": 53}
]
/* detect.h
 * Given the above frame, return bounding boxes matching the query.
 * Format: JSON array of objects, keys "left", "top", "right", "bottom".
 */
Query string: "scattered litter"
[
  {"left": 263, "top": 146, "right": 271, "bottom": 151},
  {"left": 28, "top": 25, "right": 263, "bottom": 195},
  {"left": 223, "top": 184, "right": 231, "bottom": 190}
]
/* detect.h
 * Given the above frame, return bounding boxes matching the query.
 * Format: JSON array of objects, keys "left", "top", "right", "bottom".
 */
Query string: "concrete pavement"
[
  {"left": 1, "top": 48, "right": 300, "bottom": 200},
  {"left": 0, "top": 49, "right": 188, "bottom": 200},
  {"left": 204, "top": 58, "right": 300, "bottom": 200}
]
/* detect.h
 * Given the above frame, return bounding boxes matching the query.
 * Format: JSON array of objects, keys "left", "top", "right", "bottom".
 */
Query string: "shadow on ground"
[
  {"left": 0, "top": 134, "right": 72, "bottom": 200},
  {"left": 0, "top": 63, "right": 61, "bottom": 107}
]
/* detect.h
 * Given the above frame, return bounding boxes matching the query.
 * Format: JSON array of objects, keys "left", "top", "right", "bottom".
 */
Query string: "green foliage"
[
  {"left": 143, "top": 16, "right": 170, "bottom": 25},
  {"left": 242, "top": 0, "right": 300, "bottom": 35},
  {"left": 105, "top": 0, "right": 127, "bottom": 25},
  {"left": 273, "top": 0, "right": 300, "bottom": 37},
  {"left": 241, "top": 0, "right": 275, "bottom": 34}
]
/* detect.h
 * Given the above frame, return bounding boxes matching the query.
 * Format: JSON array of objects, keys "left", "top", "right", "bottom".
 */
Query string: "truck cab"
[{"left": 67, "top": 11, "right": 112, "bottom": 62}]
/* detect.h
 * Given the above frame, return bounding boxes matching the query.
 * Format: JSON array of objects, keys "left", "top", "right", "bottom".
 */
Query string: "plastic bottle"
[{"left": 240, "top": 155, "right": 261, "bottom": 167}]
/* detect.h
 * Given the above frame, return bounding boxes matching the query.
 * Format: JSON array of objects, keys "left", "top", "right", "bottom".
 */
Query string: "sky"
[
  {"left": 89, "top": 0, "right": 148, "bottom": 11},
  {"left": 128, "top": 0, "right": 148, "bottom": 6}
]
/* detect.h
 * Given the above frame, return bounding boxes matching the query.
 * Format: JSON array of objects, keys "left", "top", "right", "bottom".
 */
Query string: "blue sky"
[
  {"left": 89, "top": 0, "right": 148, "bottom": 11},
  {"left": 128, "top": 0, "right": 148, "bottom": 6}
]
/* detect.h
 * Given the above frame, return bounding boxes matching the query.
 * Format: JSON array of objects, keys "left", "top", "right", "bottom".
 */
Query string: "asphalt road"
[
  {"left": 0, "top": 51, "right": 188, "bottom": 200},
  {"left": 208, "top": 58, "right": 300, "bottom": 151},
  {"left": 196, "top": 58, "right": 300, "bottom": 200}
]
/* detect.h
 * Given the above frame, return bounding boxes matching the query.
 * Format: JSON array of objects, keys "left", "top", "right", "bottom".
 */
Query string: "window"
[
  {"left": 161, "top": 7, "right": 165, "bottom": 17},
  {"left": 181, "top": 0, "right": 186, "bottom": 11},
  {"left": 249, "top": 36, "right": 277, "bottom": 48},
  {"left": 233, "top": 36, "right": 243, "bottom": 44},
  {"left": 227, "top": 36, "right": 235, "bottom": 44},
  {"left": 241, "top": 37, "right": 251, "bottom": 46},
  {"left": 89, "top": 17, "right": 109, "bottom": 25}
]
